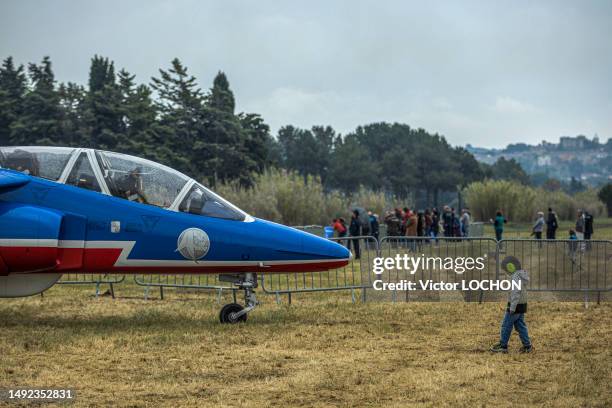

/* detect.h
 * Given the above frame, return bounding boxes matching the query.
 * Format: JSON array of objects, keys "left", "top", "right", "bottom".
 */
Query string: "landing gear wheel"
[
  {"left": 219, "top": 303, "right": 247, "bottom": 324},
  {"left": 217, "top": 272, "right": 258, "bottom": 324}
]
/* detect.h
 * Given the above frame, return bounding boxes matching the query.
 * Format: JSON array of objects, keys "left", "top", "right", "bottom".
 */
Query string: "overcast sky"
[{"left": 1, "top": 0, "right": 611, "bottom": 147}]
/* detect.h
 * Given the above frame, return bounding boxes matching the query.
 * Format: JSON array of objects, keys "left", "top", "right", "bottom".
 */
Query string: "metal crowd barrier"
[
  {"left": 499, "top": 239, "right": 611, "bottom": 303},
  {"left": 377, "top": 236, "right": 499, "bottom": 302},
  {"left": 133, "top": 274, "right": 238, "bottom": 301},
  {"left": 469, "top": 222, "right": 484, "bottom": 237},
  {"left": 260, "top": 236, "right": 378, "bottom": 304},
  {"left": 259, "top": 236, "right": 611, "bottom": 304},
  {"left": 57, "top": 274, "right": 125, "bottom": 298},
  {"left": 54, "top": 238, "right": 611, "bottom": 305}
]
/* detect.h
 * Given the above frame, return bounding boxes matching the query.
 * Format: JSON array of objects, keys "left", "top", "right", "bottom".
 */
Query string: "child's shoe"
[
  {"left": 490, "top": 343, "right": 508, "bottom": 353},
  {"left": 519, "top": 345, "right": 533, "bottom": 353}
]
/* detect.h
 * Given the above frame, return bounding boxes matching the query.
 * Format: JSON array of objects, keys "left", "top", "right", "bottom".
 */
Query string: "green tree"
[
  {"left": 238, "top": 112, "right": 278, "bottom": 171},
  {"left": 337, "top": 122, "right": 480, "bottom": 204},
  {"left": 10, "top": 57, "right": 63, "bottom": 145},
  {"left": 58, "top": 82, "right": 88, "bottom": 146},
  {"left": 489, "top": 157, "right": 530, "bottom": 185},
  {"left": 208, "top": 71, "right": 235, "bottom": 113},
  {"left": 117, "top": 69, "right": 163, "bottom": 159},
  {"left": 566, "top": 176, "right": 586, "bottom": 195},
  {"left": 201, "top": 71, "right": 255, "bottom": 186},
  {"left": 0, "top": 57, "right": 27, "bottom": 145},
  {"left": 454, "top": 147, "right": 483, "bottom": 187},
  {"left": 310, "top": 125, "right": 335, "bottom": 183},
  {"left": 278, "top": 125, "right": 324, "bottom": 179},
  {"left": 327, "top": 135, "right": 378, "bottom": 193},
  {"left": 151, "top": 58, "right": 204, "bottom": 176},
  {"left": 84, "top": 55, "right": 124, "bottom": 149},
  {"left": 597, "top": 183, "right": 612, "bottom": 217},
  {"left": 379, "top": 148, "right": 416, "bottom": 198}
]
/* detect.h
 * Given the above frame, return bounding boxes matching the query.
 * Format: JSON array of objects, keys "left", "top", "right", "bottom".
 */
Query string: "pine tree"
[
  {"left": 277, "top": 125, "right": 329, "bottom": 180},
  {"left": 238, "top": 112, "right": 279, "bottom": 172},
  {"left": 58, "top": 81, "right": 88, "bottom": 146},
  {"left": 0, "top": 57, "right": 27, "bottom": 145},
  {"left": 85, "top": 55, "right": 123, "bottom": 149},
  {"left": 208, "top": 71, "right": 235, "bottom": 114},
  {"left": 10, "top": 56, "right": 63, "bottom": 145},
  {"left": 117, "top": 69, "right": 164, "bottom": 161},
  {"left": 150, "top": 58, "right": 204, "bottom": 177},
  {"left": 202, "top": 72, "right": 255, "bottom": 186}
]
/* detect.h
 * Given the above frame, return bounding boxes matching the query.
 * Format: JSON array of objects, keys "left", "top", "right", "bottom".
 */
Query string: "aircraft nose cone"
[
  {"left": 301, "top": 232, "right": 351, "bottom": 260},
  {"left": 247, "top": 219, "right": 351, "bottom": 269},
  {"left": 327, "top": 238, "right": 352, "bottom": 260}
]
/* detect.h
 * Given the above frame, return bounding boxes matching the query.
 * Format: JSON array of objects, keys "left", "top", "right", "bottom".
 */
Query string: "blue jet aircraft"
[{"left": 0, "top": 147, "right": 351, "bottom": 323}]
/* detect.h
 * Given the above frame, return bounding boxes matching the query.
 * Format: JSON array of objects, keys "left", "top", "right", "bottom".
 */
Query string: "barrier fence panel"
[
  {"left": 468, "top": 222, "right": 484, "bottom": 237},
  {"left": 133, "top": 274, "right": 238, "bottom": 301},
  {"left": 57, "top": 274, "right": 125, "bottom": 298},
  {"left": 377, "top": 236, "right": 499, "bottom": 302},
  {"left": 260, "top": 236, "right": 378, "bottom": 303},
  {"left": 54, "top": 239, "right": 611, "bottom": 305},
  {"left": 499, "top": 239, "right": 611, "bottom": 302}
]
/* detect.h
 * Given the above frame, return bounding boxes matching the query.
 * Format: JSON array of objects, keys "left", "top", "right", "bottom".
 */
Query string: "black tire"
[{"left": 219, "top": 303, "right": 247, "bottom": 324}]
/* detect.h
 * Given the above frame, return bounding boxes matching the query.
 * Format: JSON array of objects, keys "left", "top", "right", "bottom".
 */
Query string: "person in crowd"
[
  {"left": 575, "top": 209, "right": 585, "bottom": 240},
  {"left": 490, "top": 256, "right": 532, "bottom": 354},
  {"left": 568, "top": 229, "right": 578, "bottom": 261},
  {"left": 394, "top": 208, "right": 403, "bottom": 235},
  {"left": 340, "top": 217, "right": 348, "bottom": 234},
  {"left": 332, "top": 218, "right": 347, "bottom": 239},
  {"left": 405, "top": 209, "right": 417, "bottom": 236},
  {"left": 368, "top": 211, "right": 380, "bottom": 241},
  {"left": 385, "top": 210, "right": 401, "bottom": 237},
  {"left": 404, "top": 208, "right": 418, "bottom": 251},
  {"left": 385, "top": 210, "right": 401, "bottom": 248},
  {"left": 493, "top": 210, "right": 506, "bottom": 242},
  {"left": 583, "top": 211, "right": 594, "bottom": 240},
  {"left": 451, "top": 208, "right": 461, "bottom": 237},
  {"left": 347, "top": 209, "right": 361, "bottom": 259},
  {"left": 532, "top": 211, "right": 545, "bottom": 240},
  {"left": 401, "top": 207, "right": 410, "bottom": 236},
  {"left": 460, "top": 208, "right": 471, "bottom": 237},
  {"left": 416, "top": 210, "right": 425, "bottom": 250},
  {"left": 431, "top": 208, "right": 440, "bottom": 242},
  {"left": 442, "top": 206, "right": 453, "bottom": 237},
  {"left": 424, "top": 208, "right": 433, "bottom": 237},
  {"left": 583, "top": 210, "right": 594, "bottom": 251},
  {"left": 546, "top": 207, "right": 558, "bottom": 239},
  {"left": 416, "top": 211, "right": 425, "bottom": 237},
  {"left": 361, "top": 210, "right": 371, "bottom": 237}
]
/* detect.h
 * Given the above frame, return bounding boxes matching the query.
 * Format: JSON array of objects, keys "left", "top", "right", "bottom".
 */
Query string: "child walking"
[{"left": 490, "top": 256, "right": 533, "bottom": 353}]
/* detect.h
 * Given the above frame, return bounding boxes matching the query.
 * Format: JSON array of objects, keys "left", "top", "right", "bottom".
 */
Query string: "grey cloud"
[{"left": 1, "top": 0, "right": 610, "bottom": 147}]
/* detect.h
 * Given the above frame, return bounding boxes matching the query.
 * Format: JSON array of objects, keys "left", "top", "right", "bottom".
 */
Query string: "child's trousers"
[{"left": 500, "top": 311, "right": 531, "bottom": 347}]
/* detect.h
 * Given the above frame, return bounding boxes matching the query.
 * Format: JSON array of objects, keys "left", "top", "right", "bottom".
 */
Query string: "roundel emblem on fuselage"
[{"left": 177, "top": 228, "right": 210, "bottom": 261}]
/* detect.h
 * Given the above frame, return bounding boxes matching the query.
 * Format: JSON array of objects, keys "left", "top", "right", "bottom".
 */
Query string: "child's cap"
[{"left": 501, "top": 256, "right": 521, "bottom": 274}]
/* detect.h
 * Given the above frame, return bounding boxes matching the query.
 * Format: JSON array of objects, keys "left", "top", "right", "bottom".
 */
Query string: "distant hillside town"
[{"left": 466, "top": 135, "right": 612, "bottom": 187}]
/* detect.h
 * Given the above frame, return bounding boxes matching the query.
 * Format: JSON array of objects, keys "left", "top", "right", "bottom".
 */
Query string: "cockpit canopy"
[{"left": 0, "top": 146, "right": 249, "bottom": 221}]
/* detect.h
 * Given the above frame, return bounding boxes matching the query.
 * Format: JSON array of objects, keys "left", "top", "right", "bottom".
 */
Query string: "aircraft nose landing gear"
[{"left": 218, "top": 272, "right": 258, "bottom": 324}]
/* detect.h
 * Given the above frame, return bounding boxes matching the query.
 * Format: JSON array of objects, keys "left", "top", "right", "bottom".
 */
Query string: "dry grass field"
[
  {"left": 1, "top": 220, "right": 611, "bottom": 407},
  {"left": 1, "top": 282, "right": 611, "bottom": 407}
]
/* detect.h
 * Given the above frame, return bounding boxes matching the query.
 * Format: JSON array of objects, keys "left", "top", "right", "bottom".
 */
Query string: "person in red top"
[{"left": 332, "top": 218, "right": 347, "bottom": 238}]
